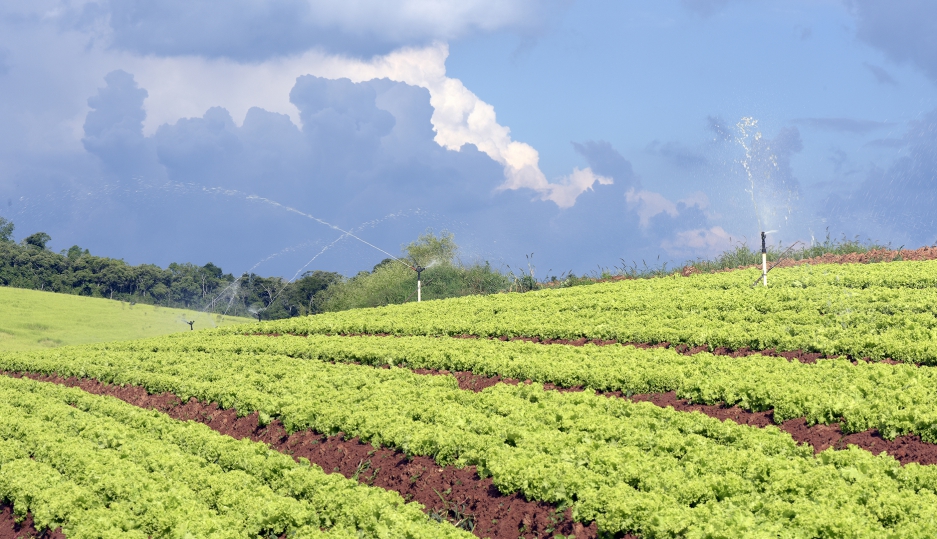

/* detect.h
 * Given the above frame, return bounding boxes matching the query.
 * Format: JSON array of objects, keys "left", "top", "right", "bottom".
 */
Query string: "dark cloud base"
[{"left": 1, "top": 71, "right": 706, "bottom": 278}]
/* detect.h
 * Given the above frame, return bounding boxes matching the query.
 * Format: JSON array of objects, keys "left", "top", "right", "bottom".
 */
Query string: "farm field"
[
  {"left": 4, "top": 260, "right": 937, "bottom": 537},
  {"left": 240, "top": 260, "right": 937, "bottom": 364},
  {"left": 0, "top": 286, "right": 252, "bottom": 352}
]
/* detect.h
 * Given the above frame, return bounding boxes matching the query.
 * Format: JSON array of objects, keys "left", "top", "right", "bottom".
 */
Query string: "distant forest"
[
  {"left": 0, "top": 218, "right": 341, "bottom": 320},
  {"left": 2, "top": 216, "right": 880, "bottom": 321},
  {"left": 0, "top": 217, "right": 523, "bottom": 321}
]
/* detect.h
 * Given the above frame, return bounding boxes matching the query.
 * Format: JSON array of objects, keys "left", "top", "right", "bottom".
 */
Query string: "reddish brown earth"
[
  {"left": 689, "top": 245, "right": 937, "bottom": 275},
  {"left": 2, "top": 372, "right": 604, "bottom": 539},
  {"left": 550, "top": 245, "right": 937, "bottom": 281},
  {"left": 0, "top": 505, "right": 64, "bottom": 539}
]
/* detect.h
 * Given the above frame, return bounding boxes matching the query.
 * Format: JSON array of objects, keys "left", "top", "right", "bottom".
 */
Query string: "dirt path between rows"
[
  {"left": 0, "top": 505, "right": 64, "bottom": 539},
  {"left": 2, "top": 372, "right": 605, "bottom": 539}
]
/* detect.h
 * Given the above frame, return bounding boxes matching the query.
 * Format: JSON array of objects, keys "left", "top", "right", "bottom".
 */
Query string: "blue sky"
[{"left": 1, "top": 0, "right": 936, "bottom": 278}]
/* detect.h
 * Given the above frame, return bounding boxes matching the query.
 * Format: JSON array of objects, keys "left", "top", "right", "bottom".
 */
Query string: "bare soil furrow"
[{"left": 0, "top": 504, "right": 64, "bottom": 539}]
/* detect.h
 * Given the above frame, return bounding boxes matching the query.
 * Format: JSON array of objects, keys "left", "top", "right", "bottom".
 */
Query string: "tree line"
[
  {"left": 0, "top": 217, "right": 567, "bottom": 320},
  {"left": 0, "top": 218, "right": 341, "bottom": 320}
]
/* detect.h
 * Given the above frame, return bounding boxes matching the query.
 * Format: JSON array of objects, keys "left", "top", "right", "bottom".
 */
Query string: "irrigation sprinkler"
[
  {"left": 412, "top": 266, "right": 425, "bottom": 302},
  {"left": 761, "top": 231, "right": 768, "bottom": 287},
  {"left": 186, "top": 320, "right": 194, "bottom": 331},
  {"left": 750, "top": 238, "right": 805, "bottom": 289}
]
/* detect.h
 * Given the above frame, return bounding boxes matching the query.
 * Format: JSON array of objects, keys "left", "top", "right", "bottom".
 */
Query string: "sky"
[{"left": 1, "top": 0, "right": 936, "bottom": 279}]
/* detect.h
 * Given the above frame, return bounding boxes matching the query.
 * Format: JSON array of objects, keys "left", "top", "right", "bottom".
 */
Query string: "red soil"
[
  {"left": 0, "top": 505, "right": 64, "bottom": 539},
  {"left": 546, "top": 245, "right": 937, "bottom": 282},
  {"left": 698, "top": 245, "right": 937, "bottom": 274}
]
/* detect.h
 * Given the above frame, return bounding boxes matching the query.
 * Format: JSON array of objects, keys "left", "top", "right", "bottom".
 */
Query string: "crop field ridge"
[
  {"left": 8, "top": 368, "right": 937, "bottom": 535},
  {"left": 413, "top": 368, "right": 937, "bottom": 465},
  {"left": 236, "top": 260, "right": 937, "bottom": 366},
  {"left": 10, "top": 363, "right": 937, "bottom": 468},
  {"left": 307, "top": 331, "right": 908, "bottom": 366},
  {"left": 7, "top": 347, "right": 937, "bottom": 536},
  {"left": 3, "top": 372, "right": 603, "bottom": 539},
  {"left": 66, "top": 332, "right": 937, "bottom": 445}
]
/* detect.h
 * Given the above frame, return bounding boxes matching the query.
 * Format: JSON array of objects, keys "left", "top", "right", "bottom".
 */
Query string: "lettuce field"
[{"left": 4, "top": 260, "right": 937, "bottom": 538}]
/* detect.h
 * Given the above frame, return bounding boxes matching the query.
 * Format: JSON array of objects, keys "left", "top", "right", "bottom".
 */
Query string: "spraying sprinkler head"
[{"left": 186, "top": 320, "right": 194, "bottom": 331}]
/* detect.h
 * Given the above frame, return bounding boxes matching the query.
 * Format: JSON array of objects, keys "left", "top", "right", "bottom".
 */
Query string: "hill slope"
[{"left": 0, "top": 286, "right": 251, "bottom": 351}]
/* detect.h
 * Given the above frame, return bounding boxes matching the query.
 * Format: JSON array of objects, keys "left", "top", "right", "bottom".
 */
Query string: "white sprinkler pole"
[
  {"left": 414, "top": 266, "right": 425, "bottom": 302},
  {"left": 761, "top": 231, "right": 768, "bottom": 287}
]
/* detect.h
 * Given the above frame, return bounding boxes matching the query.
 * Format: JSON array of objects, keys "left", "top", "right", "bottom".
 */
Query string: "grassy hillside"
[{"left": 0, "top": 286, "right": 252, "bottom": 352}]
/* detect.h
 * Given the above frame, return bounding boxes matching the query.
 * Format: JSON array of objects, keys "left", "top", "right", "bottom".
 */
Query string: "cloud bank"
[{"left": 70, "top": 0, "right": 549, "bottom": 59}]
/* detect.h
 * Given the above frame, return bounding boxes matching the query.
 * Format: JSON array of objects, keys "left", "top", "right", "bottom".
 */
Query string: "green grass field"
[{"left": 0, "top": 286, "right": 252, "bottom": 352}]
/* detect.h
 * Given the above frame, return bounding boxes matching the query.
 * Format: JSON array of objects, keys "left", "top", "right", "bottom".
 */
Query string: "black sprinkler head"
[{"left": 761, "top": 231, "right": 767, "bottom": 253}]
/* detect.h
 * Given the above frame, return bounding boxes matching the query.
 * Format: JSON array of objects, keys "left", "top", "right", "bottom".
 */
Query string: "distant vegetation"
[
  {"left": 316, "top": 230, "right": 512, "bottom": 311},
  {"left": 0, "top": 217, "right": 341, "bottom": 320},
  {"left": 681, "top": 232, "right": 892, "bottom": 275},
  {"left": 0, "top": 216, "right": 898, "bottom": 320},
  {"left": 0, "top": 286, "right": 251, "bottom": 352}
]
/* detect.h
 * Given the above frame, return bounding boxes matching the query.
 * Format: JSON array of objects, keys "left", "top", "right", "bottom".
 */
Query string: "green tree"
[
  {"left": 404, "top": 229, "right": 457, "bottom": 267},
  {"left": 65, "top": 245, "right": 87, "bottom": 259},
  {"left": 0, "top": 218, "right": 13, "bottom": 243},
  {"left": 23, "top": 232, "right": 51, "bottom": 250},
  {"left": 285, "top": 270, "right": 343, "bottom": 315}
]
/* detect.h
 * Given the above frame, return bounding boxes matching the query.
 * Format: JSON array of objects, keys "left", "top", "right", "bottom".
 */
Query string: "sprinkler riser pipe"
[
  {"left": 761, "top": 231, "right": 768, "bottom": 287},
  {"left": 762, "top": 253, "right": 767, "bottom": 287},
  {"left": 413, "top": 266, "right": 425, "bottom": 303}
]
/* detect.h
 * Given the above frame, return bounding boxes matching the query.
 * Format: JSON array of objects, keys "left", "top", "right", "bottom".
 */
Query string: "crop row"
[
  {"left": 6, "top": 344, "right": 937, "bottom": 537},
  {"left": 0, "top": 375, "right": 471, "bottom": 539},
  {"left": 231, "top": 261, "right": 937, "bottom": 364},
  {"left": 82, "top": 332, "right": 937, "bottom": 442}
]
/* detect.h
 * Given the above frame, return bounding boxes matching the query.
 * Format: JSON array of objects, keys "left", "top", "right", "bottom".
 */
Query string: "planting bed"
[
  {"left": 410, "top": 367, "right": 937, "bottom": 465},
  {"left": 6, "top": 372, "right": 600, "bottom": 539},
  {"left": 242, "top": 259, "right": 937, "bottom": 365},
  {"left": 69, "top": 331, "right": 937, "bottom": 443}
]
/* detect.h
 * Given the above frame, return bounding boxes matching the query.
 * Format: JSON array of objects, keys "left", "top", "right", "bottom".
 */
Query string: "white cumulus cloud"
[
  {"left": 625, "top": 188, "right": 710, "bottom": 227},
  {"left": 662, "top": 226, "right": 733, "bottom": 256},
  {"left": 124, "top": 42, "right": 610, "bottom": 208}
]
